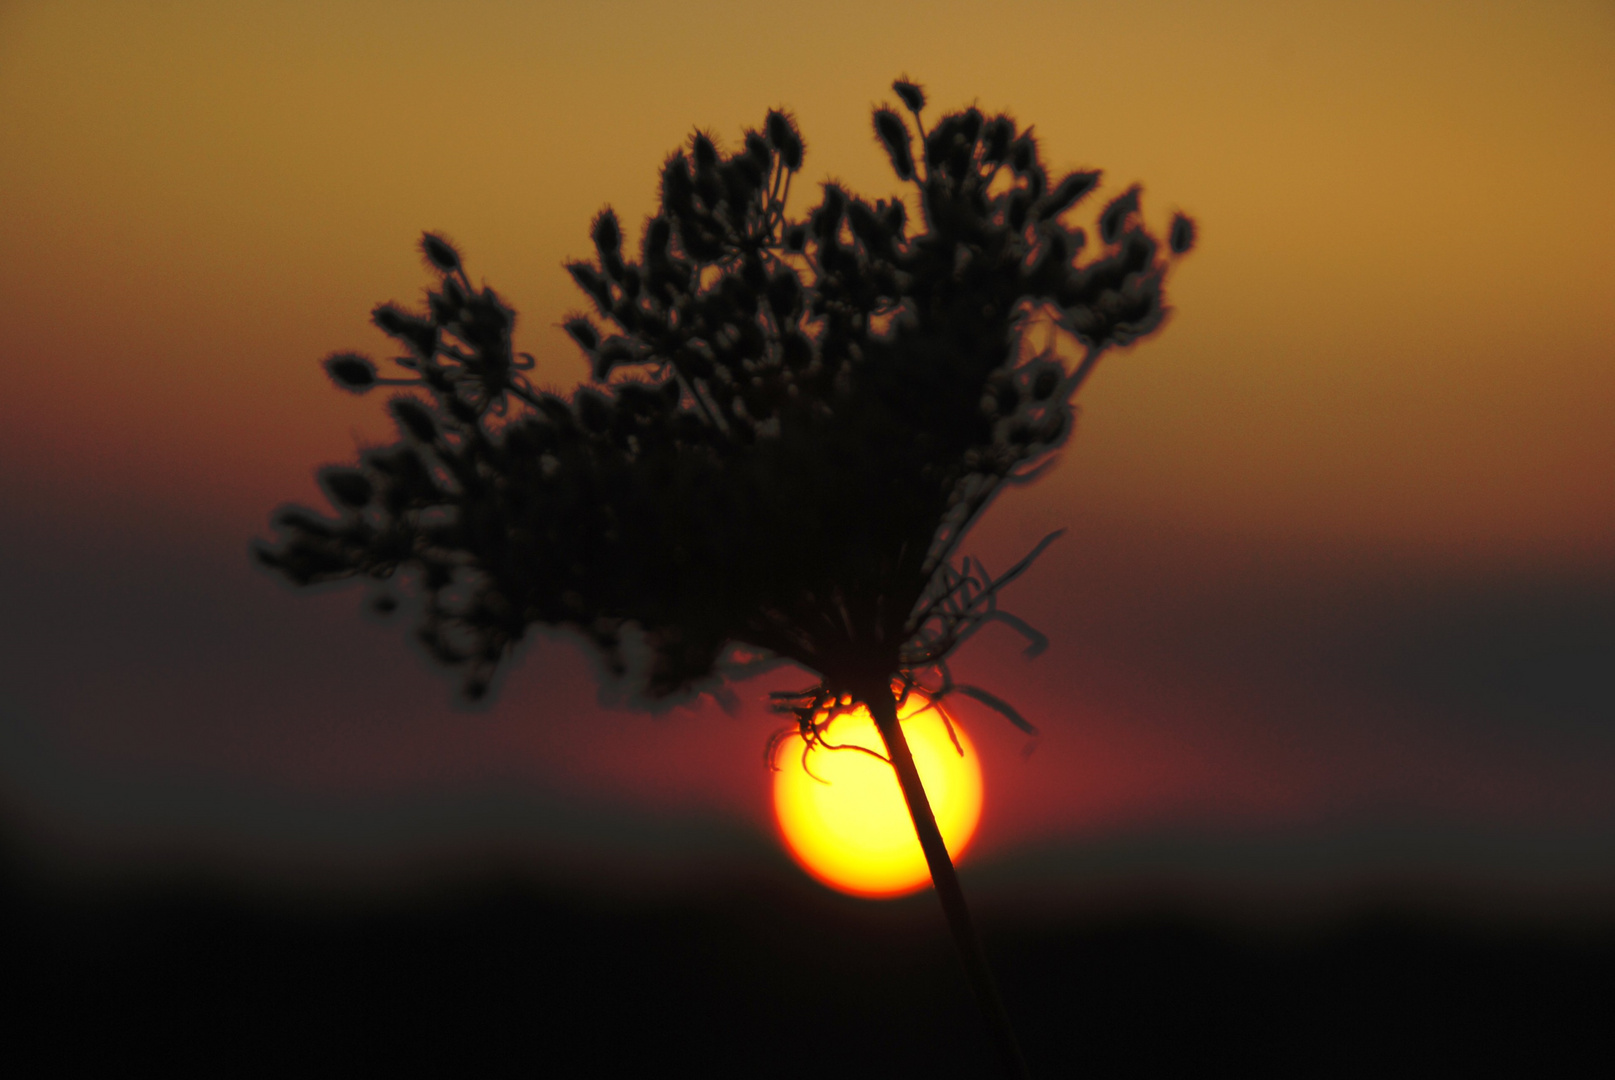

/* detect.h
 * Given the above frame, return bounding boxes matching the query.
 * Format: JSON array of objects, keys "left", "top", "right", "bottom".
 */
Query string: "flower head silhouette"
[{"left": 257, "top": 80, "right": 1193, "bottom": 1077}]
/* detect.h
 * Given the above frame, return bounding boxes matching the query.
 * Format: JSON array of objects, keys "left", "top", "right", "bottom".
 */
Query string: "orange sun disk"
[{"left": 772, "top": 692, "right": 983, "bottom": 898}]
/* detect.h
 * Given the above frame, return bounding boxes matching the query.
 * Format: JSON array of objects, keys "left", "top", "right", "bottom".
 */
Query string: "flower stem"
[{"left": 862, "top": 680, "right": 1030, "bottom": 1080}]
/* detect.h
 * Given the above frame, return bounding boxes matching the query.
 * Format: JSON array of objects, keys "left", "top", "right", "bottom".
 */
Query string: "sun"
[{"left": 772, "top": 691, "right": 983, "bottom": 898}]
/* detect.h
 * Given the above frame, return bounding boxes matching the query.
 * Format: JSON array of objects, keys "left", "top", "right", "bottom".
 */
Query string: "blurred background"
[{"left": 2, "top": 0, "right": 1611, "bottom": 1072}]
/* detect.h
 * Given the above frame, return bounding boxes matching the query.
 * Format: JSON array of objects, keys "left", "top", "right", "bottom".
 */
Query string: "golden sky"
[{"left": 4, "top": 0, "right": 1611, "bottom": 558}]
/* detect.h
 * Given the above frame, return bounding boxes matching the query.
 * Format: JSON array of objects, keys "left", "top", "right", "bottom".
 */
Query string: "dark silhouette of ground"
[{"left": 4, "top": 839, "right": 1604, "bottom": 1077}]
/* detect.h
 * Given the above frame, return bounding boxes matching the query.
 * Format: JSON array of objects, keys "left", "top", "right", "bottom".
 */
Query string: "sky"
[{"left": 1, "top": 0, "right": 1611, "bottom": 912}]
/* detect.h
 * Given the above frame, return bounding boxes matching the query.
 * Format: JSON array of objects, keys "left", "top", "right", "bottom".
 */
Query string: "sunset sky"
[{"left": 1, "top": 0, "right": 1611, "bottom": 910}]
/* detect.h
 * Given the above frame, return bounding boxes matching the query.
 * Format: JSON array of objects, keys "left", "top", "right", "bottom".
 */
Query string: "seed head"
[
  {"left": 567, "top": 261, "right": 613, "bottom": 311},
  {"left": 323, "top": 352, "right": 377, "bottom": 393},
  {"left": 372, "top": 304, "right": 437, "bottom": 358},
  {"left": 882, "top": 199, "right": 907, "bottom": 234},
  {"left": 591, "top": 208, "right": 622, "bottom": 257},
  {"left": 846, "top": 199, "right": 889, "bottom": 252},
  {"left": 691, "top": 131, "right": 718, "bottom": 173},
  {"left": 420, "top": 232, "right": 461, "bottom": 274},
  {"left": 661, "top": 154, "right": 695, "bottom": 214},
  {"left": 1040, "top": 170, "right": 1102, "bottom": 221},
  {"left": 1169, "top": 212, "right": 1197, "bottom": 255},
  {"left": 958, "top": 108, "right": 983, "bottom": 147},
  {"left": 1099, "top": 185, "right": 1142, "bottom": 245},
  {"left": 744, "top": 130, "right": 772, "bottom": 169},
  {"left": 813, "top": 184, "right": 847, "bottom": 240},
  {"left": 892, "top": 78, "right": 926, "bottom": 114},
  {"left": 319, "top": 466, "right": 374, "bottom": 509},
  {"left": 872, "top": 109, "right": 915, "bottom": 181},
  {"left": 564, "top": 316, "right": 599, "bottom": 352},
  {"left": 644, "top": 216, "right": 672, "bottom": 260},
  {"left": 982, "top": 116, "right": 1014, "bottom": 164},
  {"left": 389, "top": 397, "right": 439, "bottom": 443},
  {"left": 1010, "top": 133, "right": 1036, "bottom": 175},
  {"left": 766, "top": 109, "right": 804, "bottom": 171}
]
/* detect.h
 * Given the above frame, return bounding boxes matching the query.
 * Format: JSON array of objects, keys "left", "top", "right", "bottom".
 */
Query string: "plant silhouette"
[{"left": 258, "top": 78, "right": 1193, "bottom": 1078}]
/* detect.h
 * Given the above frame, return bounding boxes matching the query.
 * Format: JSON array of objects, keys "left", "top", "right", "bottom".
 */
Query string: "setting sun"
[{"left": 773, "top": 693, "right": 983, "bottom": 898}]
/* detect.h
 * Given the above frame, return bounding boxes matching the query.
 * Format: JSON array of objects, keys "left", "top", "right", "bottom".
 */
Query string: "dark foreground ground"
[{"left": 4, "top": 847, "right": 1607, "bottom": 1078}]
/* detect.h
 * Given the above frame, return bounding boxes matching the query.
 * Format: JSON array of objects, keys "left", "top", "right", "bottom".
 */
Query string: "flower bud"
[
  {"left": 882, "top": 199, "right": 907, "bottom": 235},
  {"left": 744, "top": 130, "right": 772, "bottom": 169},
  {"left": 924, "top": 114, "right": 959, "bottom": 171},
  {"left": 661, "top": 154, "right": 695, "bottom": 214},
  {"left": 390, "top": 397, "right": 439, "bottom": 443},
  {"left": 1007, "top": 192, "right": 1030, "bottom": 233},
  {"left": 847, "top": 200, "right": 891, "bottom": 254},
  {"left": 892, "top": 78, "right": 926, "bottom": 114},
  {"left": 1169, "top": 212, "right": 1197, "bottom": 255},
  {"left": 372, "top": 304, "right": 437, "bottom": 358},
  {"left": 644, "top": 215, "right": 672, "bottom": 261},
  {"left": 873, "top": 109, "right": 914, "bottom": 181},
  {"left": 765, "top": 110, "right": 804, "bottom": 171},
  {"left": 691, "top": 131, "right": 718, "bottom": 173},
  {"left": 1099, "top": 185, "right": 1141, "bottom": 245},
  {"left": 564, "top": 316, "right": 599, "bottom": 352},
  {"left": 958, "top": 108, "right": 983, "bottom": 147},
  {"left": 323, "top": 352, "right": 377, "bottom": 393},
  {"left": 1039, "top": 171, "right": 1102, "bottom": 221},
  {"left": 982, "top": 116, "right": 1014, "bottom": 164},
  {"left": 591, "top": 208, "right": 622, "bottom": 257},
  {"left": 813, "top": 184, "right": 846, "bottom": 240},
  {"left": 1011, "top": 134, "right": 1036, "bottom": 175},
  {"left": 319, "top": 466, "right": 374, "bottom": 509},
  {"left": 566, "top": 261, "right": 613, "bottom": 310},
  {"left": 420, "top": 232, "right": 461, "bottom": 274}
]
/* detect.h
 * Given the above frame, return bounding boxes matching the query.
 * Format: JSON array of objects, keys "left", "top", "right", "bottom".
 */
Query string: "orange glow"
[
  {"left": 773, "top": 693, "right": 983, "bottom": 899},
  {"left": 3, "top": 3, "right": 1613, "bottom": 555}
]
